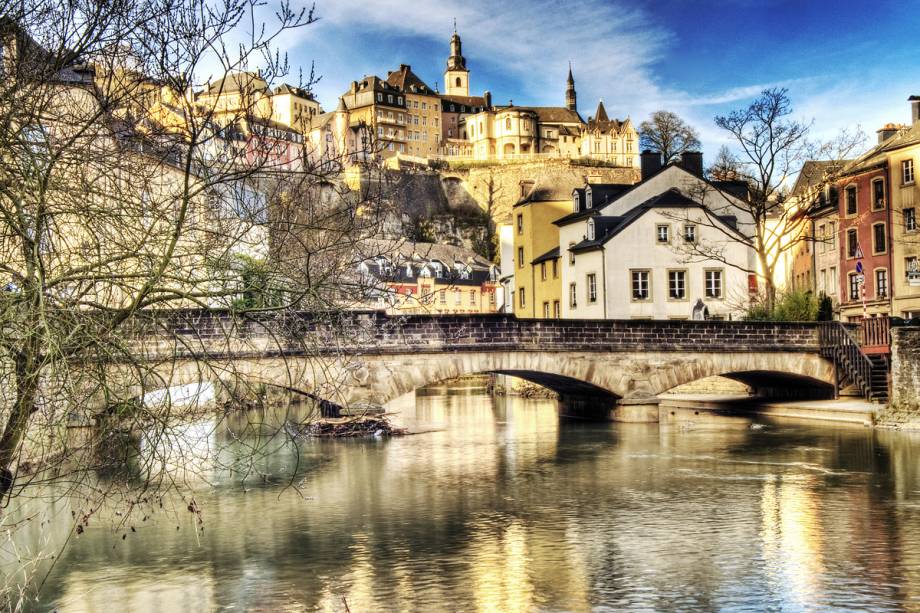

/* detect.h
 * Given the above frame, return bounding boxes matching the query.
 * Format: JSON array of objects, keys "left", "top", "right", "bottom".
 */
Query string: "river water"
[{"left": 13, "top": 379, "right": 920, "bottom": 612}]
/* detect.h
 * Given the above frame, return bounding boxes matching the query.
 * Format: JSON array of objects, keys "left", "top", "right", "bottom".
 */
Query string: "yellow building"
[
  {"left": 512, "top": 178, "right": 576, "bottom": 318},
  {"left": 340, "top": 75, "right": 409, "bottom": 157},
  {"left": 882, "top": 105, "right": 920, "bottom": 318},
  {"left": 385, "top": 65, "right": 442, "bottom": 159},
  {"left": 194, "top": 72, "right": 321, "bottom": 130}
]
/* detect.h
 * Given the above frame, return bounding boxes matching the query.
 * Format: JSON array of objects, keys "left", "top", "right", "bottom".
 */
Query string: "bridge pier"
[{"left": 611, "top": 398, "right": 661, "bottom": 423}]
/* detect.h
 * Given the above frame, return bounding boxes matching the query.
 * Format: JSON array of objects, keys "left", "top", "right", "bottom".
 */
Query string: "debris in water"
[{"left": 301, "top": 416, "right": 407, "bottom": 438}]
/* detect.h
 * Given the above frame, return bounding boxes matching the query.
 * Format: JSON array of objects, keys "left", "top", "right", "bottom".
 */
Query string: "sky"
[{"left": 249, "top": 0, "right": 920, "bottom": 159}]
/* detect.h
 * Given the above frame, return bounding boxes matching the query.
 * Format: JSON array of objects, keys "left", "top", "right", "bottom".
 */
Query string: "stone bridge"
[{"left": 100, "top": 310, "right": 839, "bottom": 421}]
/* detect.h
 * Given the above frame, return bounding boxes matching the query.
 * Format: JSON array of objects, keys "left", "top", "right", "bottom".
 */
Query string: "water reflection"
[{"left": 10, "top": 382, "right": 920, "bottom": 611}]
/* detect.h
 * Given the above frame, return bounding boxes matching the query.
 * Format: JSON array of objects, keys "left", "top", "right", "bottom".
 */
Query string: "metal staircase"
[{"left": 819, "top": 323, "right": 889, "bottom": 403}]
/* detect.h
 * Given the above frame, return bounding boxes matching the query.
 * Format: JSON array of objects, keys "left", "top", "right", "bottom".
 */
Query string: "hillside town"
[{"left": 7, "top": 2, "right": 920, "bottom": 610}]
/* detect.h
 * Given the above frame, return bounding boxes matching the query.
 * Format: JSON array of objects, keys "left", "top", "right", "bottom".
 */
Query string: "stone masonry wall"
[
  {"left": 122, "top": 310, "right": 824, "bottom": 362},
  {"left": 889, "top": 327, "right": 920, "bottom": 413}
]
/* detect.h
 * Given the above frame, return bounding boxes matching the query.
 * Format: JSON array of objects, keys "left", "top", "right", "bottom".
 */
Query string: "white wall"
[{"left": 603, "top": 208, "right": 751, "bottom": 319}]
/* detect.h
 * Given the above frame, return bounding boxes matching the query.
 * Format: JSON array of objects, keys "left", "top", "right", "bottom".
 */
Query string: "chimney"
[
  {"left": 910, "top": 95, "right": 920, "bottom": 125},
  {"left": 483, "top": 90, "right": 492, "bottom": 109},
  {"left": 877, "top": 123, "right": 900, "bottom": 144},
  {"left": 679, "top": 151, "right": 704, "bottom": 177},
  {"left": 640, "top": 150, "right": 663, "bottom": 181}
]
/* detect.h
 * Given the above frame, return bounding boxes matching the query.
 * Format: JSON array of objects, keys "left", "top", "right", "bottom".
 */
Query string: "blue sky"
[{"left": 257, "top": 0, "right": 919, "bottom": 157}]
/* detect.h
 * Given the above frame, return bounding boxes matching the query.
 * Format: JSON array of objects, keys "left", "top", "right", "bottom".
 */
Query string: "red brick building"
[{"left": 837, "top": 162, "right": 893, "bottom": 321}]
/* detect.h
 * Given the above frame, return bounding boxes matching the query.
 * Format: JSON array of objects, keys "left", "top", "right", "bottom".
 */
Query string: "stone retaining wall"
[{"left": 889, "top": 327, "right": 920, "bottom": 414}]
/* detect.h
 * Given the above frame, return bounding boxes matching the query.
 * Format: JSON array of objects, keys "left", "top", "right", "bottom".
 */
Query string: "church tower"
[
  {"left": 565, "top": 62, "right": 577, "bottom": 111},
  {"left": 444, "top": 21, "right": 469, "bottom": 96}
]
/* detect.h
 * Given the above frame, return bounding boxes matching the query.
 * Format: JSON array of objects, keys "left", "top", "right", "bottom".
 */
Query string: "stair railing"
[{"left": 819, "top": 322, "right": 875, "bottom": 398}]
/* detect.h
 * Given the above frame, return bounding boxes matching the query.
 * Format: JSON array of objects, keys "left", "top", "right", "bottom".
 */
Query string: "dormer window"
[
  {"left": 587, "top": 219, "right": 595, "bottom": 241},
  {"left": 586, "top": 188, "right": 593, "bottom": 209},
  {"left": 432, "top": 262, "right": 443, "bottom": 277},
  {"left": 405, "top": 263, "right": 413, "bottom": 278},
  {"left": 573, "top": 193, "right": 580, "bottom": 213}
]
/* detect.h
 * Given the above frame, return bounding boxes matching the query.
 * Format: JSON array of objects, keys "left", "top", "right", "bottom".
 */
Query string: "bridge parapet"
[{"left": 120, "top": 310, "right": 824, "bottom": 360}]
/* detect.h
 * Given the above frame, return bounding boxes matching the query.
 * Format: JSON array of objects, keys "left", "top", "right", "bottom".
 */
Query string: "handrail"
[{"left": 819, "top": 322, "right": 875, "bottom": 397}]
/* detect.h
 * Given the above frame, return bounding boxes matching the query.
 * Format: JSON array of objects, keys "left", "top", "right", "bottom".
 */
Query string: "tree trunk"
[{"left": 0, "top": 346, "right": 40, "bottom": 499}]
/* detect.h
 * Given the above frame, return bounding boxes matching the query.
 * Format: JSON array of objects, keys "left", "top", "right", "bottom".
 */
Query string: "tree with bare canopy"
[
  {"left": 638, "top": 110, "right": 702, "bottom": 164},
  {"left": 0, "top": 0, "right": 398, "bottom": 604},
  {"left": 663, "top": 88, "right": 864, "bottom": 312}
]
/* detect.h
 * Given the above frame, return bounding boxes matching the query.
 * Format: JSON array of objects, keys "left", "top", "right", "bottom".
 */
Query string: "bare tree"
[
  {"left": 0, "top": 1, "right": 397, "bottom": 605},
  {"left": 667, "top": 88, "right": 864, "bottom": 311},
  {"left": 639, "top": 110, "right": 702, "bottom": 163}
]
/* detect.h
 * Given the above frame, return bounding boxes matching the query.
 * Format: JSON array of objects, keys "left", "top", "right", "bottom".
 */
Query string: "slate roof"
[
  {"left": 568, "top": 188, "right": 749, "bottom": 253},
  {"left": 495, "top": 105, "right": 584, "bottom": 124},
  {"left": 385, "top": 64, "right": 437, "bottom": 96},
  {"left": 273, "top": 83, "right": 314, "bottom": 99},
  {"left": 514, "top": 172, "right": 594, "bottom": 206},
  {"left": 440, "top": 94, "right": 487, "bottom": 110},
  {"left": 531, "top": 246, "right": 560, "bottom": 265},
  {"left": 360, "top": 240, "right": 496, "bottom": 287},
  {"left": 791, "top": 160, "right": 849, "bottom": 197},
  {"left": 553, "top": 183, "right": 633, "bottom": 226}
]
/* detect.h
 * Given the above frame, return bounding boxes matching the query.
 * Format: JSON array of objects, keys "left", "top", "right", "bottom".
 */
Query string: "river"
[{"left": 11, "top": 378, "right": 920, "bottom": 612}]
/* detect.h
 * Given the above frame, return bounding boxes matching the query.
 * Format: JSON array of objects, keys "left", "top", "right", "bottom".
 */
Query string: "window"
[
  {"left": 518, "top": 247, "right": 524, "bottom": 269},
  {"left": 569, "top": 283, "right": 577, "bottom": 308},
  {"left": 586, "top": 189, "right": 593, "bottom": 209},
  {"left": 668, "top": 270, "right": 686, "bottom": 300},
  {"left": 518, "top": 288, "right": 525, "bottom": 308},
  {"left": 542, "top": 302, "right": 550, "bottom": 318},
  {"left": 377, "top": 93, "right": 382, "bottom": 102},
  {"left": 872, "top": 178, "right": 885, "bottom": 209},
  {"left": 845, "top": 186, "right": 857, "bottom": 216},
  {"left": 587, "top": 274, "right": 597, "bottom": 303},
  {"left": 705, "top": 270, "right": 723, "bottom": 299},
  {"left": 553, "top": 301, "right": 561, "bottom": 318},
  {"left": 903, "top": 159, "right": 915, "bottom": 184},
  {"left": 873, "top": 223, "right": 887, "bottom": 254},
  {"left": 552, "top": 259, "right": 558, "bottom": 278},
  {"left": 540, "top": 262, "right": 547, "bottom": 281},
  {"left": 489, "top": 291, "right": 496, "bottom": 305},
  {"left": 847, "top": 228, "right": 859, "bottom": 258},
  {"left": 906, "top": 256, "right": 919, "bottom": 280},
  {"left": 470, "top": 290, "right": 476, "bottom": 305},
  {"left": 573, "top": 193, "right": 580, "bottom": 212},
  {"left": 387, "top": 94, "right": 393, "bottom": 103},
  {"left": 828, "top": 221, "right": 836, "bottom": 250},
  {"left": 829, "top": 267, "right": 837, "bottom": 295},
  {"left": 398, "top": 96, "right": 403, "bottom": 105},
  {"left": 587, "top": 219, "right": 595, "bottom": 241},
  {"left": 817, "top": 224, "right": 826, "bottom": 252},
  {"left": 631, "top": 270, "right": 650, "bottom": 300},
  {"left": 657, "top": 225, "right": 669, "bottom": 243},
  {"left": 569, "top": 243, "right": 576, "bottom": 265},
  {"left": 517, "top": 213, "right": 523, "bottom": 235},
  {"left": 683, "top": 224, "right": 697, "bottom": 243},
  {"left": 454, "top": 289, "right": 462, "bottom": 305},
  {"left": 439, "top": 289, "right": 446, "bottom": 304},
  {"left": 905, "top": 208, "right": 917, "bottom": 232},
  {"left": 848, "top": 272, "right": 862, "bottom": 300},
  {"left": 876, "top": 269, "right": 888, "bottom": 299}
]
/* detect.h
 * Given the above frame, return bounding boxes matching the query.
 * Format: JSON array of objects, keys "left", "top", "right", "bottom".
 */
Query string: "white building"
[{"left": 556, "top": 154, "right": 757, "bottom": 320}]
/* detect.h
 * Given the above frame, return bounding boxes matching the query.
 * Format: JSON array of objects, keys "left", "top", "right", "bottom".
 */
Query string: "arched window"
[
  {"left": 587, "top": 219, "right": 595, "bottom": 241},
  {"left": 455, "top": 77, "right": 461, "bottom": 87}
]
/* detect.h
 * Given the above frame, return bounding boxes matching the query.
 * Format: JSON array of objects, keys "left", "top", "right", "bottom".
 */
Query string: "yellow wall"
[
  {"left": 889, "top": 142, "right": 920, "bottom": 317},
  {"left": 512, "top": 199, "right": 569, "bottom": 318},
  {"left": 380, "top": 279, "right": 499, "bottom": 314},
  {"left": 403, "top": 92, "right": 441, "bottom": 158}
]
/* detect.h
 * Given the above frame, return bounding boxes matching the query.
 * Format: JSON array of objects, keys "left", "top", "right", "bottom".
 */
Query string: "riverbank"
[{"left": 660, "top": 394, "right": 878, "bottom": 427}]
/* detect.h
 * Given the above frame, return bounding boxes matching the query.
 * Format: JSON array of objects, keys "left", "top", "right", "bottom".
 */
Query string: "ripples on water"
[{"left": 11, "top": 379, "right": 920, "bottom": 612}]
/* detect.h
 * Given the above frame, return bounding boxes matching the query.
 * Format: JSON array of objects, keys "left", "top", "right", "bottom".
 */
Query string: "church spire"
[
  {"left": 565, "top": 62, "right": 577, "bottom": 112},
  {"left": 444, "top": 21, "right": 469, "bottom": 96}
]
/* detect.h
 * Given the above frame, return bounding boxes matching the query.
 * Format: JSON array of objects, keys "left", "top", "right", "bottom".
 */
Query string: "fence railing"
[
  {"left": 861, "top": 316, "right": 891, "bottom": 353},
  {"left": 819, "top": 322, "right": 875, "bottom": 397}
]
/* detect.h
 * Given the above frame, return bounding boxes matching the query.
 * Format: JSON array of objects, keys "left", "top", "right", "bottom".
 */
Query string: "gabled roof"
[
  {"left": 385, "top": 64, "right": 436, "bottom": 96},
  {"left": 273, "top": 83, "right": 315, "bottom": 99},
  {"left": 593, "top": 100, "right": 609, "bottom": 123},
  {"left": 791, "top": 160, "right": 849, "bottom": 197},
  {"left": 568, "top": 187, "right": 749, "bottom": 252},
  {"left": 841, "top": 120, "right": 920, "bottom": 176},
  {"left": 203, "top": 71, "right": 268, "bottom": 95},
  {"left": 496, "top": 105, "right": 584, "bottom": 124}
]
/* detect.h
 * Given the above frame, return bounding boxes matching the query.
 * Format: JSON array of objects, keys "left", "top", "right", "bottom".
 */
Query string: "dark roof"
[
  {"left": 569, "top": 188, "right": 749, "bottom": 252},
  {"left": 593, "top": 100, "right": 609, "bottom": 123},
  {"left": 791, "top": 160, "right": 849, "bottom": 196},
  {"left": 514, "top": 172, "right": 595, "bottom": 206},
  {"left": 531, "top": 246, "right": 560, "bottom": 264},
  {"left": 553, "top": 183, "right": 634, "bottom": 226},
  {"left": 440, "top": 94, "right": 487, "bottom": 109},
  {"left": 496, "top": 105, "right": 584, "bottom": 124},
  {"left": 385, "top": 64, "right": 436, "bottom": 96},
  {"left": 273, "top": 83, "right": 315, "bottom": 99}
]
